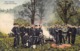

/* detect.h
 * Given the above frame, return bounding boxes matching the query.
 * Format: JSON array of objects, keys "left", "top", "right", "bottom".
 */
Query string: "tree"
[
  {"left": 56, "top": 0, "right": 77, "bottom": 24},
  {"left": 19, "top": 0, "right": 46, "bottom": 25},
  {"left": 36, "top": 0, "right": 45, "bottom": 25},
  {"left": 21, "top": 0, "right": 37, "bottom": 25}
]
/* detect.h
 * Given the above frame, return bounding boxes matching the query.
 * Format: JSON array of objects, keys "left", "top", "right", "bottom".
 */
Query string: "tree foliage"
[
  {"left": 19, "top": 0, "right": 37, "bottom": 25},
  {"left": 36, "top": 0, "right": 45, "bottom": 24},
  {"left": 18, "top": 0, "right": 46, "bottom": 25},
  {"left": 14, "top": 18, "right": 30, "bottom": 26},
  {"left": 56, "top": 0, "right": 77, "bottom": 24}
]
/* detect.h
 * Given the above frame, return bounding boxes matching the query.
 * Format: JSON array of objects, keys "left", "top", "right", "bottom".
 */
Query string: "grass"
[{"left": 0, "top": 35, "right": 80, "bottom": 51}]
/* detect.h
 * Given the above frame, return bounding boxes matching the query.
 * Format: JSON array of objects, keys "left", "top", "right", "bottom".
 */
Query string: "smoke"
[
  {"left": 42, "top": 26, "right": 54, "bottom": 40},
  {"left": 0, "top": 12, "right": 14, "bottom": 34},
  {"left": 42, "top": 0, "right": 56, "bottom": 24},
  {"left": 34, "top": 0, "right": 56, "bottom": 39}
]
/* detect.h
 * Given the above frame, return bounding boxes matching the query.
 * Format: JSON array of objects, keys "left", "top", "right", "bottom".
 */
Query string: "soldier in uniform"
[
  {"left": 35, "top": 25, "right": 44, "bottom": 45},
  {"left": 71, "top": 26, "right": 77, "bottom": 45},
  {"left": 58, "top": 26, "right": 63, "bottom": 44},
  {"left": 38, "top": 25, "right": 43, "bottom": 35},
  {"left": 25, "top": 25, "right": 31, "bottom": 36},
  {"left": 54, "top": 25, "right": 59, "bottom": 44},
  {"left": 38, "top": 25, "right": 44, "bottom": 44},
  {"left": 23, "top": 33, "right": 29, "bottom": 48},
  {"left": 67, "top": 25, "right": 72, "bottom": 44},
  {"left": 30, "top": 25, "right": 37, "bottom": 49},
  {"left": 12, "top": 23, "right": 20, "bottom": 48},
  {"left": 23, "top": 25, "right": 35, "bottom": 48},
  {"left": 20, "top": 25, "right": 26, "bottom": 46},
  {"left": 62, "top": 25, "right": 68, "bottom": 44}
]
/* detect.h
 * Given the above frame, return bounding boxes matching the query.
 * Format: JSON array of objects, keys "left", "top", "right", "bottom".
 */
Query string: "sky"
[{"left": 0, "top": 0, "right": 30, "bottom": 10}]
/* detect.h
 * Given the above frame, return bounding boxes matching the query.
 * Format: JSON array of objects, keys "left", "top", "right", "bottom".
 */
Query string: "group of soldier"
[
  {"left": 12, "top": 23, "right": 43, "bottom": 48},
  {"left": 49, "top": 25, "right": 77, "bottom": 45},
  {"left": 12, "top": 23, "right": 77, "bottom": 49}
]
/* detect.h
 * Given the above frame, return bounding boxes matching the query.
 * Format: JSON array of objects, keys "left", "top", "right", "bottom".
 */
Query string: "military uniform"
[
  {"left": 20, "top": 26, "right": 26, "bottom": 45},
  {"left": 12, "top": 26, "right": 20, "bottom": 48},
  {"left": 58, "top": 29, "right": 63, "bottom": 44},
  {"left": 71, "top": 27, "right": 77, "bottom": 45},
  {"left": 25, "top": 27, "right": 31, "bottom": 36},
  {"left": 54, "top": 27, "right": 59, "bottom": 44},
  {"left": 67, "top": 27, "right": 72, "bottom": 44},
  {"left": 62, "top": 27, "right": 68, "bottom": 44}
]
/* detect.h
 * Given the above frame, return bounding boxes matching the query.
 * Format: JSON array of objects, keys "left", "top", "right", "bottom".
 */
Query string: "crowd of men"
[
  {"left": 12, "top": 23, "right": 43, "bottom": 48},
  {"left": 12, "top": 23, "right": 78, "bottom": 49},
  {"left": 49, "top": 25, "right": 77, "bottom": 45}
]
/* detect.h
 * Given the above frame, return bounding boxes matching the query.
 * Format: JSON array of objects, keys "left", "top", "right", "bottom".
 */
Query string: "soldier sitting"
[{"left": 23, "top": 33, "right": 31, "bottom": 48}]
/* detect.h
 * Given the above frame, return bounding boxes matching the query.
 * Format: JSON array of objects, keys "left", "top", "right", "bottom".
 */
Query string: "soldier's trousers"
[
  {"left": 66, "top": 35, "right": 71, "bottom": 44},
  {"left": 21, "top": 35, "right": 24, "bottom": 45},
  {"left": 20, "top": 33, "right": 25, "bottom": 45},
  {"left": 59, "top": 35, "right": 63, "bottom": 44},
  {"left": 55, "top": 34, "right": 59, "bottom": 44},
  {"left": 14, "top": 35, "right": 20, "bottom": 47},
  {"left": 71, "top": 35, "right": 76, "bottom": 44},
  {"left": 30, "top": 36, "right": 39, "bottom": 45}
]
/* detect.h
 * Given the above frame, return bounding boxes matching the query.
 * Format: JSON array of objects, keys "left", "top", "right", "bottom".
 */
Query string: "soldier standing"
[
  {"left": 12, "top": 23, "right": 20, "bottom": 48},
  {"left": 30, "top": 25, "right": 37, "bottom": 49},
  {"left": 25, "top": 25, "right": 31, "bottom": 36},
  {"left": 58, "top": 26, "right": 63, "bottom": 44},
  {"left": 62, "top": 25, "right": 68, "bottom": 44},
  {"left": 67, "top": 25, "right": 72, "bottom": 44},
  {"left": 54, "top": 25, "right": 59, "bottom": 44},
  {"left": 71, "top": 26, "right": 77, "bottom": 45},
  {"left": 20, "top": 25, "right": 26, "bottom": 46}
]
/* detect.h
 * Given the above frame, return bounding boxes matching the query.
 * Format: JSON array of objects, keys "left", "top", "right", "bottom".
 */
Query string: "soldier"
[
  {"left": 30, "top": 25, "right": 38, "bottom": 49},
  {"left": 25, "top": 25, "right": 31, "bottom": 36},
  {"left": 35, "top": 25, "right": 40, "bottom": 44},
  {"left": 58, "top": 26, "right": 63, "bottom": 44},
  {"left": 29, "top": 25, "right": 35, "bottom": 36},
  {"left": 35, "top": 25, "right": 40, "bottom": 36},
  {"left": 66, "top": 25, "right": 72, "bottom": 44},
  {"left": 35, "top": 25, "right": 44, "bottom": 45},
  {"left": 23, "top": 33, "right": 30, "bottom": 48},
  {"left": 39, "top": 25, "right": 43, "bottom": 35},
  {"left": 54, "top": 25, "right": 59, "bottom": 44},
  {"left": 53, "top": 26, "right": 57, "bottom": 42},
  {"left": 20, "top": 25, "right": 26, "bottom": 46},
  {"left": 12, "top": 23, "right": 20, "bottom": 48},
  {"left": 62, "top": 25, "right": 68, "bottom": 44},
  {"left": 23, "top": 25, "right": 35, "bottom": 48},
  {"left": 38, "top": 25, "right": 44, "bottom": 44},
  {"left": 71, "top": 26, "right": 77, "bottom": 45},
  {"left": 22, "top": 25, "right": 32, "bottom": 48}
]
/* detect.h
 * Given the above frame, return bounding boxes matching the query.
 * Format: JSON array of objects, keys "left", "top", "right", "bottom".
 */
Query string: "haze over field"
[{"left": 0, "top": 13, "right": 14, "bottom": 34}]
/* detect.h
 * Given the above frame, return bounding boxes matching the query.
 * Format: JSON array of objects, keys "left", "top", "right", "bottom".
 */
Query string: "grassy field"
[{"left": 0, "top": 35, "right": 80, "bottom": 51}]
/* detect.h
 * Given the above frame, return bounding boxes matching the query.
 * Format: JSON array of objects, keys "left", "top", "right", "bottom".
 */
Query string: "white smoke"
[
  {"left": 42, "top": 26, "right": 54, "bottom": 39},
  {"left": 41, "top": 0, "right": 56, "bottom": 24},
  {"left": 0, "top": 12, "right": 14, "bottom": 34}
]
